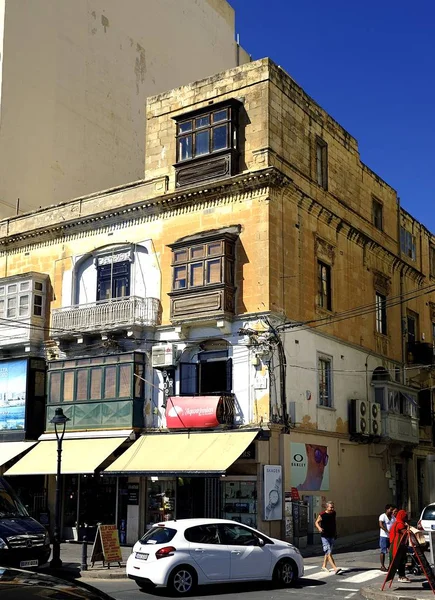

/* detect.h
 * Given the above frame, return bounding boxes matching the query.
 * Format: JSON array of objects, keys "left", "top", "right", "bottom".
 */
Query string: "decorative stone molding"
[
  {"left": 373, "top": 269, "right": 391, "bottom": 295},
  {"left": 314, "top": 235, "right": 335, "bottom": 265}
]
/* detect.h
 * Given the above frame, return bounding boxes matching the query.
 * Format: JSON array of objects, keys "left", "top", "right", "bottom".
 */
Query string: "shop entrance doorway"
[{"left": 176, "top": 477, "right": 221, "bottom": 519}]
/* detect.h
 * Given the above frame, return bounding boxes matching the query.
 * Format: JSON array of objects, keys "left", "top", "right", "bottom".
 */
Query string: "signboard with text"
[
  {"left": 166, "top": 396, "right": 222, "bottom": 429},
  {"left": 90, "top": 524, "right": 122, "bottom": 567}
]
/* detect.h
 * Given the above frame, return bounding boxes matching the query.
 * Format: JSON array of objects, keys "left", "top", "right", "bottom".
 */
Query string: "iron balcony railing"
[{"left": 51, "top": 296, "right": 162, "bottom": 336}]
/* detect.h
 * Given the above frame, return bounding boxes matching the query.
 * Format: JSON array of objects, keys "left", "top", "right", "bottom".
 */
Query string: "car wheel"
[
  {"left": 273, "top": 558, "right": 297, "bottom": 587},
  {"left": 168, "top": 565, "right": 197, "bottom": 596}
]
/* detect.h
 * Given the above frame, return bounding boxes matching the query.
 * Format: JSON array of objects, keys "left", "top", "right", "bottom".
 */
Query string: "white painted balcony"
[
  {"left": 51, "top": 296, "right": 162, "bottom": 337},
  {"left": 381, "top": 413, "right": 419, "bottom": 445}
]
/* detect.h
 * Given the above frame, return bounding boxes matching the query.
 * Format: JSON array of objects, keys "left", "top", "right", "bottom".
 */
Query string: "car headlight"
[{"left": 0, "top": 538, "right": 9, "bottom": 550}]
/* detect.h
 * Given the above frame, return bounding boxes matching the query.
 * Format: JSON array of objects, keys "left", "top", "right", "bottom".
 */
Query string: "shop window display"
[
  {"left": 147, "top": 480, "right": 176, "bottom": 528},
  {"left": 221, "top": 480, "right": 257, "bottom": 528}
]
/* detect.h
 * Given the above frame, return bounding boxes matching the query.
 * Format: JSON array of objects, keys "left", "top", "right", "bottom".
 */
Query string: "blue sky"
[{"left": 229, "top": 0, "right": 434, "bottom": 230}]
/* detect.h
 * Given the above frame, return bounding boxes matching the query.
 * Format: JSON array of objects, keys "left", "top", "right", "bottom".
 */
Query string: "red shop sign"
[{"left": 166, "top": 396, "right": 222, "bottom": 429}]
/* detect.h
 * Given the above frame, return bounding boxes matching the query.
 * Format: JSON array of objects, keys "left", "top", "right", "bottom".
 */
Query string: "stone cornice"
[{"left": 0, "top": 168, "right": 287, "bottom": 250}]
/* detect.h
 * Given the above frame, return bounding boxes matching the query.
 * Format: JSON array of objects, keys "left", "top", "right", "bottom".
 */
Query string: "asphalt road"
[{"left": 81, "top": 541, "right": 389, "bottom": 600}]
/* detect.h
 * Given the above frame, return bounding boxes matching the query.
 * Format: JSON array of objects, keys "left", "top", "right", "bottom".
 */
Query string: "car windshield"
[
  {"left": 139, "top": 526, "right": 176, "bottom": 545},
  {"left": 422, "top": 506, "right": 435, "bottom": 521},
  {"left": 0, "top": 481, "right": 29, "bottom": 518}
]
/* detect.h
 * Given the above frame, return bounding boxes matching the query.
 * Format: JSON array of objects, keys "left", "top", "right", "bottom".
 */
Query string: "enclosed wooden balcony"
[{"left": 51, "top": 296, "right": 162, "bottom": 338}]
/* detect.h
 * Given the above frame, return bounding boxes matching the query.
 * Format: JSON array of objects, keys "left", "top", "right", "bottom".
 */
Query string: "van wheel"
[
  {"left": 273, "top": 558, "right": 297, "bottom": 587},
  {"left": 168, "top": 565, "right": 197, "bottom": 596}
]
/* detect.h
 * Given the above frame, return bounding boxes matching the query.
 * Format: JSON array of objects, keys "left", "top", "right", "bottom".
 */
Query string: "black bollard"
[{"left": 81, "top": 535, "right": 88, "bottom": 571}]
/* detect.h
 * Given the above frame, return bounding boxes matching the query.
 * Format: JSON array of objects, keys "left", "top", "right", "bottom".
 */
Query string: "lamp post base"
[{"left": 49, "top": 557, "right": 63, "bottom": 569}]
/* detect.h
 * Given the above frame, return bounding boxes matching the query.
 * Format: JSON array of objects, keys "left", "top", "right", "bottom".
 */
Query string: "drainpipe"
[
  {"left": 400, "top": 268, "right": 407, "bottom": 386},
  {"left": 397, "top": 196, "right": 407, "bottom": 385}
]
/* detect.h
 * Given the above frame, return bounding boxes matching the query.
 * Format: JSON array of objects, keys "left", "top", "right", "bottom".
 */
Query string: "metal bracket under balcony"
[{"left": 51, "top": 296, "right": 162, "bottom": 339}]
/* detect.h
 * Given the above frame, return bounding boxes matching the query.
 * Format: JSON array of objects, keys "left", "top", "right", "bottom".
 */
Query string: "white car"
[
  {"left": 126, "top": 518, "right": 304, "bottom": 596},
  {"left": 417, "top": 503, "right": 435, "bottom": 542}
]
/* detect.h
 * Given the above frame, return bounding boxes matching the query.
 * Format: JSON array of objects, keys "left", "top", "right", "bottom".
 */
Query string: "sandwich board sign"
[{"left": 90, "top": 524, "right": 122, "bottom": 568}]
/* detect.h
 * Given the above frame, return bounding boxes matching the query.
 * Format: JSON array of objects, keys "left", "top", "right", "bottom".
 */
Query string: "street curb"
[
  {"left": 81, "top": 570, "right": 128, "bottom": 580},
  {"left": 361, "top": 586, "right": 432, "bottom": 600}
]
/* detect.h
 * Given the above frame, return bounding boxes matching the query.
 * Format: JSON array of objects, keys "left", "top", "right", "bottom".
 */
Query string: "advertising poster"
[
  {"left": 0, "top": 359, "right": 27, "bottom": 431},
  {"left": 290, "top": 442, "right": 330, "bottom": 491},
  {"left": 263, "top": 465, "right": 282, "bottom": 521}
]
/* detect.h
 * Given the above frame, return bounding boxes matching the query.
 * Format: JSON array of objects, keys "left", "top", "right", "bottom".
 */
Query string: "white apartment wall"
[
  {"left": 284, "top": 328, "right": 395, "bottom": 431},
  {"left": 152, "top": 322, "right": 256, "bottom": 428},
  {"left": 0, "top": 0, "right": 245, "bottom": 217}
]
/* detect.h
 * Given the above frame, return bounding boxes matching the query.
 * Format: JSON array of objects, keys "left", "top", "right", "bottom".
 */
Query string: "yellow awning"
[
  {"left": 0, "top": 441, "right": 37, "bottom": 468},
  {"left": 4, "top": 437, "right": 127, "bottom": 476},
  {"left": 104, "top": 430, "right": 258, "bottom": 476}
]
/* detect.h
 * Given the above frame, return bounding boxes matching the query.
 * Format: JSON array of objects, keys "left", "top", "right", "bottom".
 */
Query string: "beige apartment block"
[
  {"left": 2, "top": 58, "right": 435, "bottom": 538},
  {"left": 0, "top": 0, "right": 249, "bottom": 218}
]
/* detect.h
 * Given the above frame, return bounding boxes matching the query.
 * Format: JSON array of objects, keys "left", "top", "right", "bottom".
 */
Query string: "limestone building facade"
[{"left": 1, "top": 58, "right": 434, "bottom": 542}]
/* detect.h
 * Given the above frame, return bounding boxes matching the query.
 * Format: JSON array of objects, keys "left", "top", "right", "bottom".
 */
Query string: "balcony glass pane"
[
  {"left": 134, "top": 363, "right": 144, "bottom": 398},
  {"left": 104, "top": 366, "right": 117, "bottom": 399},
  {"left": 63, "top": 371, "right": 74, "bottom": 402},
  {"left": 7, "top": 284, "right": 17, "bottom": 294},
  {"left": 196, "top": 115, "right": 210, "bottom": 128},
  {"left": 179, "top": 135, "right": 192, "bottom": 161},
  {"left": 119, "top": 353, "right": 133, "bottom": 362},
  {"left": 0, "top": 286, "right": 4, "bottom": 296},
  {"left": 179, "top": 120, "right": 192, "bottom": 133},
  {"left": 0, "top": 299, "right": 4, "bottom": 317},
  {"left": 35, "top": 282, "right": 43, "bottom": 291},
  {"left": 19, "top": 295, "right": 29, "bottom": 317},
  {"left": 19, "top": 281, "right": 30, "bottom": 292},
  {"left": 207, "top": 242, "right": 222, "bottom": 256},
  {"left": 195, "top": 130, "right": 209, "bottom": 156},
  {"left": 33, "top": 295, "right": 43, "bottom": 316},
  {"left": 212, "top": 124, "right": 228, "bottom": 151},
  {"left": 76, "top": 370, "right": 88, "bottom": 401},
  {"left": 206, "top": 259, "right": 222, "bottom": 284},
  {"left": 213, "top": 109, "right": 228, "bottom": 123},
  {"left": 174, "top": 249, "right": 188, "bottom": 263},
  {"left": 190, "top": 245, "right": 205, "bottom": 259},
  {"left": 173, "top": 266, "right": 187, "bottom": 290},
  {"left": 90, "top": 368, "right": 102, "bottom": 400},
  {"left": 190, "top": 263, "right": 204, "bottom": 287},
  {"left": 119, "top": 364, "right": 132, "bottom": 398},
  {"left": 7, "top": 297, "right": 16, "bottom": 318},
  {"left": 49, "top": 373, "right": 61, "bottom": 403}
]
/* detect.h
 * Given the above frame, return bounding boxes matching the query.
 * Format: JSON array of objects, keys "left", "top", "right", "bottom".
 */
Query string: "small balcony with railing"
[
  {"left": 51, "top": 296, "right": 162, "bottom": 339},
  {"left": 372, "top": 381, "right": 419, "bottom": 445}
]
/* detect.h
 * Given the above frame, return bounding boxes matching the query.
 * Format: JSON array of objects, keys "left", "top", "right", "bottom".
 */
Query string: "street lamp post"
[{"left": 50, "top": 407, "right": 70, "bottom": 569}]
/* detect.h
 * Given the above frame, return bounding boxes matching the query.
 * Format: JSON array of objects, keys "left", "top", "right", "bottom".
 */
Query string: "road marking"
[
  {"left": 303, "top": 565, "right": 317, "bottom": 570},
  {"left": 342, "top": 570, "right": 383, "bottom": 583},
  {"left": 304, "top": 570, "right": 332, "bottom": 580},
  {"left": 336, "top": 588, "right": 359, "bottom": 592},
  {"left": 345, "top": 594, "right": 356, "bottom": 599}
]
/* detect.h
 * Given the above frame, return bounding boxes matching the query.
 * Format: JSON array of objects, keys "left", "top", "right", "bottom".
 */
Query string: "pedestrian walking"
[
  {"left": 315, "top": 500, "right": 341, "bottom": 574},
  {"left": 389, "top": 509, "right": 410, "bottom": 583},
  {"left": 379, "top": 504, "right": 394, "bottom": 571}
]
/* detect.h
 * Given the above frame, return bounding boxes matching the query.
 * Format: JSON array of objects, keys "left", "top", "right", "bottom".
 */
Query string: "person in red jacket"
[{"left": 389, "top": 509, "right": 410, "bottom": 583}]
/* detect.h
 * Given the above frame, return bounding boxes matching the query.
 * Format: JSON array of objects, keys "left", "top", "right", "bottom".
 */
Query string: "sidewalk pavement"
[
  {"left": 361, "top": 578, "right": 435, "bottom": 600},
  {"left": 38, "top": 529, "right": 380, "bottom": 580}
]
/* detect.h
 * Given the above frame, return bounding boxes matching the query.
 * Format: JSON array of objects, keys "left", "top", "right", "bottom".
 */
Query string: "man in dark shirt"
[{"left": 315, "top": 500, "right": 341, "bottom": 573}]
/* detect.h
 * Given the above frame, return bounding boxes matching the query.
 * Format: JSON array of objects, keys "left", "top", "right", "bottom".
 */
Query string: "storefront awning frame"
[
  {"left": 3, "top": 436, "right": 130, "bottom": 476},
  {"left": 103, "top": 429, "right": 260, "bottom": 477},
  {"left": 0, "top": 440, "right": 38, "bottom": 468}
]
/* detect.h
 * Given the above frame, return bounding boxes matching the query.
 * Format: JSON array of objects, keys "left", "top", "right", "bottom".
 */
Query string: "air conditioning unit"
[
  {"left": 349, "top": 399, "right": 369, "bottom": 435},
  {"left": 369, "top": 401, "right": 382, "bottom": 436},
  {"left": 151, "top": 344, "right": 177, "bottom": 368}
]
